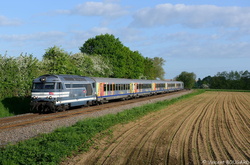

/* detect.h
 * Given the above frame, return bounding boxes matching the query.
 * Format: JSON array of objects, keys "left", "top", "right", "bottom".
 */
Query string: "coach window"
[
  {"left": 107, "top": 84, "right": 110, "bottom": 91},
  {"left": 104, "top": 84, "right": 107, "bottom": 91}
]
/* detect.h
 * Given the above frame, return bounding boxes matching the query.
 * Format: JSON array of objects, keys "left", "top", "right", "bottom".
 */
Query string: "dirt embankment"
[{"left": 63, "top": 92, "right": 250, "bottom": 165}]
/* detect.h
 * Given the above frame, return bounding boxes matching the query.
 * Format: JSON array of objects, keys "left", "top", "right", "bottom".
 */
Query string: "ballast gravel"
[{"left": 0, "top": 90, "right": 192, "bottom": 147}]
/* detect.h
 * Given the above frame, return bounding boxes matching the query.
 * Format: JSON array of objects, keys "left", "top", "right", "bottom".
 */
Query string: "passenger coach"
[{"left": 31, "top": 75, "right": 184, "bottom": 113}]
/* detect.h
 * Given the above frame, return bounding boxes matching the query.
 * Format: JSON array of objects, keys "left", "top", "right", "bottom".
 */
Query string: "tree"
[
  {"left": 175, "top": 71, "right": 196, "bottom": 89},
  {"left": 80, "top": 34, "right": 126, "bottom": 78},
  {"left": 210, "top": 76, "right": 228, "bottom": 89},
  {"left": 241, "top": 70, "right": 250, "bottom": 89},
  {"left": 195, "top": 78, "right": 202, "bottom": 88},
  {"left": 208, "top": 70, "right": 250, "bottom": 89},
  {"left": 16, "top": 54, "right": 42, "bottom": 96},
  {"left": 142, "top": 57, "right": 166, "bottom": 80},
  {"left": 124, "top": 50, "right": 145, "bottom": 79},
  {"left": 80, "top": 34, "right": 147, "bottom": 79},
  {"left": 151, "top": 57, "right": 165, "bottom": 80},
  {"left": 142, "top": 57, "right": 156, "bottom": 80},
  {"left": 43, "top": 46, "right": 75, "bottom": 74},
  {"left": 0, "top": 53, "right": 41, "bottom": 98},
  {"left": 70, "top": 52, "right": 113, "bottom": 77}
]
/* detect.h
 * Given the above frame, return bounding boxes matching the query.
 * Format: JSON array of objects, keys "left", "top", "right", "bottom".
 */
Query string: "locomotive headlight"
[
  {"left": 49, "top": 96, "right": 52, "bottom": 99},
  {"left": 33, "top": 96, "right": 38, "bottom": 99}
]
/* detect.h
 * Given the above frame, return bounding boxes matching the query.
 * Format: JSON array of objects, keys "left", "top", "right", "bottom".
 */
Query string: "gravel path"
[{"left": 0, "top": 90, "right": 192, "bottom": 147}]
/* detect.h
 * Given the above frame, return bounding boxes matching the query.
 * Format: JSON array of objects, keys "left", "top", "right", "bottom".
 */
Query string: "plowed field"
[{"left": 63, "top": 92, "right": 250, "bottom": 165}]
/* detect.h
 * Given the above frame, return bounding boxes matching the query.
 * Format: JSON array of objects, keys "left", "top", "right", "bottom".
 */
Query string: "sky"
[{"left": 0, "top": 0, "right": 250, "bottom": 79}]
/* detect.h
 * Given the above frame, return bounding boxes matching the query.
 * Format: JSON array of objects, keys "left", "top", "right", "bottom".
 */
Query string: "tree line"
[
  {"left": 1, "top": 33, "right": 248, "bottom": 100},
  {"left": 0, "top": 34, "right": 165, "bottom": 99},
  {"left": 196, "top": 70, "right": 250, "bottom": 90}
]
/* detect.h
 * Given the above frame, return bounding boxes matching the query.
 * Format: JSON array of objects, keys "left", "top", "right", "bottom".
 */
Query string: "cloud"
[
  {"left": 0, "top": 15, "right": 22, "bottom": 26},
  {"left": 131, "top": 4, "right": 250, "bottom": 28},
  {"left": 0, "top": 31, "right": 66, "bottom": 42},
  {"left": 159, "top": 41, "right": 250, "bottom": 59},
  {"left": 0, "top": 31, "right": 68, "bottom": 56},
  {"left": 132, "top": 31, "right": 250, "bottom": 59},
  {"left": 55, "top": 1, "right": 128, "bottom": 18}
]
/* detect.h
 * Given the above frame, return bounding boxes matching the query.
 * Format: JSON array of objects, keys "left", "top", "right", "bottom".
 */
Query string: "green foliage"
[
  {"left": 204, "top": 89, "right": 250, "bottom": 92},
  {"left": 198, "top": 70, "right": 250, "bottom": 90},
  {"left": 43, "top": 46, "right": 75, "bottom": 75},
  {"left": 143, "top": 57, "right": 156, "bottom": 79},
  {"left": 0, "top": 90, "right": 203, "bottom": 165},
  {"left": 80, "top": 34, "right": 127, "bottom": 78},
  {"left": 70, "top": 53, "right": 113, "bottom": 77},
  {"left": 151, "top": 57, "right": 166, "bottom": 80},
  {"left": 80, "top": 33, "right": 164, "bottom": 79},
  {"left": 176, "top": 71, "right": 196, "bottom": 89},
  {"left": 0, "top": 54, "right": 41, "bottom": 99}
]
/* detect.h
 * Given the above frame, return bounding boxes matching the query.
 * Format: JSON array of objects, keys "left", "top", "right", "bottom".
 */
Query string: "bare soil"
[{"left": 62, "top": 92, "right": 250, "bottom": 165}]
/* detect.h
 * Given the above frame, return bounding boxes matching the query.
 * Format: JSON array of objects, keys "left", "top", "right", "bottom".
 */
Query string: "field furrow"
[{"left": 63, "top": 91, "right": 250, "bottom": 165}]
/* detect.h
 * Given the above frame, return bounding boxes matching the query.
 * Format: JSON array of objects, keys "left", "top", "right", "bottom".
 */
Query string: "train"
[{"left": 30, "top": 74, "right": 184, "bottom": 113}]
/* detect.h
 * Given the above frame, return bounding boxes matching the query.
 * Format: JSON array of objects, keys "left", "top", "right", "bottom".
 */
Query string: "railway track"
[{"left": 0, "top": 90, "right": 186, "bottom": 133}]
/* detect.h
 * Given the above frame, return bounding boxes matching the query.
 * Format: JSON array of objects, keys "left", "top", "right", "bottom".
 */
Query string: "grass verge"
[
  {"left": 205, "top": 89, "right": 250, "bottom": 92},
  {"left": 0, "top": 90, "right": 204, "bottom": 165}
]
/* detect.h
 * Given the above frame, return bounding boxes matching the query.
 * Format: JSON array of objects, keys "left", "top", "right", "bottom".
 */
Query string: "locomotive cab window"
[
  {"left": 33, "top": 83, "right": 55, "bottom": 89},
  {"left": 56, "top": 83, "right": 63, "bottom": 89}
]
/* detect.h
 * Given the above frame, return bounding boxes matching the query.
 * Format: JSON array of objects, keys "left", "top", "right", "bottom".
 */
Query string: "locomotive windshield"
[{"left": 33, "top": 82, "right": 55, "bottom": 89}]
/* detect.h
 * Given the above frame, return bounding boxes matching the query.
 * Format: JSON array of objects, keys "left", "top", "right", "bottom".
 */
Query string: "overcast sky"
[{"left": 1, "top": 0, "right": 249, "bottom": 79}]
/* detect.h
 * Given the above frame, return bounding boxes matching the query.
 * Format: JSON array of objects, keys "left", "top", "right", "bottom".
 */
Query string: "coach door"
[
  {"left": 99, "top": 83, "right": 105, "bottom": 97},
  {"left": 152, "top": 83, "right": 156, "bottom": 91},
  {"left": 130, "top": 83, "right": 134, "bottom": 93}
]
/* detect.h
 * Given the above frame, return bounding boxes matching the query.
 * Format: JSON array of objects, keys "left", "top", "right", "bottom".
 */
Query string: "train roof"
[
  {"left": 33, "top": 75, "right": 183, "bottom": 84},
  {"left": 33, "top": 75, "right": 95, "bottom": 83},
  {"left": 91, "top": 77, "right": 182, "bottom": 84},
  {"left": 91, "top": 77, "right": 133, "bottom": 84}
]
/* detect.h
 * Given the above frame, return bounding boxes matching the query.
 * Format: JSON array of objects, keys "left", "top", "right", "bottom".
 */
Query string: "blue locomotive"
[{"left": 31, "top": 75, "right": 184, "bottom": 113}]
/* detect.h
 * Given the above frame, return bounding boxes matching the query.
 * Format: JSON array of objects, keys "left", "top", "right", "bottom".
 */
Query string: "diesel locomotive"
[{"left": 30, "top": 74, "right": 184, "bottom": 113}]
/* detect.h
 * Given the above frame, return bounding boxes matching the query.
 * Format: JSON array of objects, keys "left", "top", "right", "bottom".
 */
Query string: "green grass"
[
  {"left": 0, "top": 90, "right": 204, "bottom": 165},
  {"left": 205, "top": 89, "right": 250, "bottom": 92},
  {"left": 0, "top": 101, "right": 13, "bottom": 117}
]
